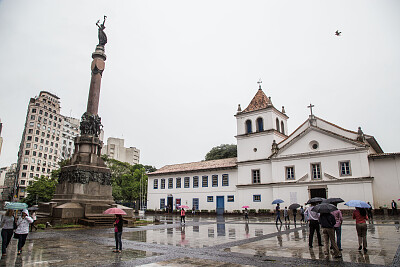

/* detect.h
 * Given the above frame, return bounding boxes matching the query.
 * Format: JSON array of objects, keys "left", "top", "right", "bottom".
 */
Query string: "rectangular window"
[
  {"left": 252, "top": 169, "right": 260, "bottom": 184},
  {"left": 193, "top": 198, "right": 199, "bottom": 210},
  {"left": 193, "top": 176, "right": 199, "bottom": 188},
  {"left": 311, "top": 163, "right": 322, "bottom": 179},
  {"left": 29, "top": 122, "right": 34, "bottom": 127},
  {"left": 27, "top": 136, "right": 32, "bottom": 141},
  {"left": 202, "top": 176, "right": 208, "bottom": 187},
  {"left": 160, "top": 198, "right": 165, "bottom": 209},
  {"left": 222, "top": 174, "right": 229, "bottom": 186},
  {"left": 207, "top": 196, "right": 214, "bottom": 202},
  {"left": 253, "top": 195, "right": 261, "bottom": 202},
  {"left": 176, "top": 177, "right": 181, "bottom": 188},
  {"left": 212, "top": 175, "right": 218, "bottom": 187},
  {"left": 30, "top": 115, "right": 35, "bottom": 120},
  {"left": 22, "top": 165, "right": 28, "bottom": 170},
  {"left": 184, "top": 177, "right": 190, "bottom": 188},
  {"left": 286, "top": 166, "right": 295, "bottom": 180},
  {"left": 168, "top": 178, "right": 173, "bottom": 189},
  {"left": 153, "top": 179, "right": 158, "bottom": 189},
  {"left": 21, "top": 172, "right": 26, "bottom": 177},
  {"left": 20, "top": 180, "right": 26, "bottom": 185},
  {"left": 339, "top": 161, "right": 351, "bottom": 176},
  {"left": 25, "top": 150, "right": 30, "bottom": 155},
  {"left": 227, "top": 195, "right": 234, "bottom": 202},
  {"left": 161, "top": 179, "right": 165, "bottom": 189}
]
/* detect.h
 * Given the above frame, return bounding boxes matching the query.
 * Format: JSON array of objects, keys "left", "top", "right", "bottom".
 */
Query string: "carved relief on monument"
[{"left": 59, "top": 168, "right": 111, "bottom": 185}]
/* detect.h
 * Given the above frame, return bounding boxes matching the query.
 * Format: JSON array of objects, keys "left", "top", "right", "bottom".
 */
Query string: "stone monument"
[{"left": 49, "top": 16, "right": 132, "bottom": 221}]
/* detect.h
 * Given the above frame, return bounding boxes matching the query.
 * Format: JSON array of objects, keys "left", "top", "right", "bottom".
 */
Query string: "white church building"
[{"left": 147, "top": 86, "right": 400, "bottom": 214}]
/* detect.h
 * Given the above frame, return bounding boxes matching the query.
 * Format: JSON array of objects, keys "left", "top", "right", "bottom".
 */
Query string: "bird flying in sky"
[{"left": 335, "top": 30, "right": 342, "bottom": 36}]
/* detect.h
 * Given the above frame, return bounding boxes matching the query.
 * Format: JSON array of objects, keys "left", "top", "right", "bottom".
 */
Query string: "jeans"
[
  {"left": 308, "top": 220, "right": 322, "bottom": 247},
  {"left": 334, "top": 226, "right": 342, "bottom": 249},
  {"left": 181, "top": 216, "right": 185, "bottom": 223},
  {"left": 115, "top": 232, "right": 122, "bottom": 251},
  {"left": 17, "top": 234, "right": 28, "bottom": 252},
  {"left": 1, "top": 229, "right": 13, "bottom": 254},
  {"left": 276, "top": 214, "right": 282, "bottom": 224},
  {"left": 356, "top": 223, "right": 367, "bottom": 248}
]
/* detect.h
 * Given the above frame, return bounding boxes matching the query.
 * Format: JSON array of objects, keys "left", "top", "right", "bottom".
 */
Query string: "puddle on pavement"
[
  {"left": 0, "top": 237, "right": 160, "bottom": 267},
  {"left": 138, "top": 256, "right": 254, "bottom": 267},
  {"left": 118, "top": 223, "right": 289, "bottom": 248},
  {"left": 229, "top": 224, "right": 400, "bottom": 265}
]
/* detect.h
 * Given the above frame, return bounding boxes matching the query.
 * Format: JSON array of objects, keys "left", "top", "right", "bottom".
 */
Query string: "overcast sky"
[{"left": 0, "top": 0, "right": 399, "bottom": 169}]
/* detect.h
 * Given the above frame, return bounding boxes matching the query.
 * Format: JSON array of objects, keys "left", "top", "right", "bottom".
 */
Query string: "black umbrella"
[
  {"left": 312, "top": 203, "right": 338, "bottom": 214},
  {"left": 306, "top": 197, "right": 325, "bottom": 204},
  {"left": 288, "top": 203, "right": 300, "bottom": 210},
  {"left": 323, "top": 198, "right": 344, "bottom": 204}
]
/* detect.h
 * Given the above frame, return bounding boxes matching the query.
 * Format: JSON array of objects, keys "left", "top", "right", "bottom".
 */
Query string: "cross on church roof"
[
  {"left": 307, "top": 103, "right": 315, "bottom": 116},
  {"left": 257, "top": 79, "right": 262, "bottom": 89}
]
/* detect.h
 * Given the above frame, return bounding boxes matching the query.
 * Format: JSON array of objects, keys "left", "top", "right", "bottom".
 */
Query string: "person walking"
[
  {"left": 275, "top": 204, "right": 282, "bottom": 224},
  {"left": 244, "top": 208, "right": 249, "bottom": 222},
  {"left": 30, "top": 211, "right": 37, "bottom": 232},
  {"left": 113, "top": 214, "right": 123, "bottom": 253},
  {"left": 15, "top": 209, "right": 33, "bottom": 255},
  {"left": 300, "top": 206, "right": 305, "bottom": 222},
  {"left": 367, "top": 202, "right": 373, "bottom": 221},
  {"left": 284, "top": 207, "right": 290, "bottom": 223},
  {"left": 181, "top": 208, "right": 186, "bottom": 224},
  {"left": 0, "top": 209, "right": 15, "bottom": 257},
  {"left": 353, "top": 207, "right": 368, "bottom": 252},
  {"left": 305, "top": 203, "right": 322, "bottom": 248},
  {"left": 331, "top": 204, "right": 343, "bottom": 251},
  {"left": 319, "top": 212, "right": 342, "bottom": 258},
  {"left": 391, "top": 200, "right": 398, "bottom": 216}
]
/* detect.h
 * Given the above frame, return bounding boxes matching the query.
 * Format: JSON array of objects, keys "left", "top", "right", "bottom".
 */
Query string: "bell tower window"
[
  {"left": 246, "top": 120, "right": 252, "bottom": 134},
  {"left": 256, "top": 117, "right": 264, "bottom": 132},
  {"left": 276, "top": 118, "right": 280, "bottom": 132},
  {"left": 281, "top": 121, "right": 285, "bottom": 134}
]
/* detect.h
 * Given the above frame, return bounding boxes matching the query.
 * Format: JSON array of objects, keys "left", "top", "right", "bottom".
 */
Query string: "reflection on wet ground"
[{"left": 0, "top": 215, "right": 398, "bottom": 266}]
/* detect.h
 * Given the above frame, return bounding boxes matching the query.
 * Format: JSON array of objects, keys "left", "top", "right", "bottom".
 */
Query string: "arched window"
[
  {"left": 276, "top": 118, "right": 280, "bottom": 132},
  {"left": 281, "top": 121, "right": 285, "bottom": 134},
  {"left": 256, "top": 117, "right": 264, "bottom": 132},
  {"left": 246, "top": 120, "right": 252, "bottom": 134}
]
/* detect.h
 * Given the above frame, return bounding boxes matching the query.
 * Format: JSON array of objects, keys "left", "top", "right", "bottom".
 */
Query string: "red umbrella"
[
  {"left": 242, "top": 206, "right": 250, "bottom": 209},
  {"left": 103, "top": 208, "right": 127, "bottom": 215},
  {"left": 178, "top": 205, "right": 190, "bottom": 209}
]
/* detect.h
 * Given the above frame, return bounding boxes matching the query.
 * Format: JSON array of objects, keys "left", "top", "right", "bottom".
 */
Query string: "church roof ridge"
[
  {"left": 241, "top": 89, "right": 272, "bottom": 113},
  {"left": 148, "top": 157, "right": 237, "bottom": 176}
]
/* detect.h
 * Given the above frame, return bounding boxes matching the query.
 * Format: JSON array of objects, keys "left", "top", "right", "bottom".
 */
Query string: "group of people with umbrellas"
[
  {"left": 0, "top": 202, "right": 37, "bottom": 257},
  {"left": 273, "top": 197, "right": 372, "bottom": 259}
]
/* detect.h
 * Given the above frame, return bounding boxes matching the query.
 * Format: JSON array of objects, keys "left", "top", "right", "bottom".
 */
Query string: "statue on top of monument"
[{"left": 96, "top": 16, "right": 107, "bottom": 46}]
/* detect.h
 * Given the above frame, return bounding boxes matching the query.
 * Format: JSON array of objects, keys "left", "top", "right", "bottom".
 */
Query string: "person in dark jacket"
[
  {"left": 319, "top": 213, "right": 342, "bottom": 258},
  {"left": 113, "top": 215, "right": 123, "bottom": 253}
]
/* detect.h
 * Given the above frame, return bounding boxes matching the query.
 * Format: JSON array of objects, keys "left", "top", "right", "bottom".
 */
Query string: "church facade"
[{"left": 147, "top": 86, "right": 400, "bottom": 213}]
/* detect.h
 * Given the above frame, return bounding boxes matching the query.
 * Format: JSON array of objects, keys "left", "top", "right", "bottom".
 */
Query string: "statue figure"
[{"left": 96, "top": 16, "right": 107, "bottom": 46}]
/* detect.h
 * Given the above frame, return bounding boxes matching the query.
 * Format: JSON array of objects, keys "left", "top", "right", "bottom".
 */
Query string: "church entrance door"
[{"left": 310, "top": 188, "right": 327, "bottom": 199}]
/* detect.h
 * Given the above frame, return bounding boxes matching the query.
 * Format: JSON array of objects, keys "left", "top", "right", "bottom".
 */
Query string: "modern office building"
[
  {"left": 103, "top": 137, "right": 140, "bottom": 165},
  {"left": 61, "top": 117, "right": 80, "bottom": 160}
]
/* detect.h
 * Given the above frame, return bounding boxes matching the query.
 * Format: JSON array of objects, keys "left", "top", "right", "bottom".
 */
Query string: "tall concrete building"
[
  {"left": 61, "top": 117, "right": 80, "bottom": 160},
  {"left": 0, "top": 163, "right": 17, "bottom": 201},
  {"left": 15, "top": 91, "right": 80, "bottom": 199},
  {"left": 103, "top": 137, "right": 140, "bottom": 165},
  {"left": 0, "top": 119, "right": 3, "bottom": 156}
]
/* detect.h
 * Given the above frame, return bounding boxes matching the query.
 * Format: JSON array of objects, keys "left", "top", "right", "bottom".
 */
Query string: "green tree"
[
  {"left": 205, "top": 144, "right": 237, "bottom": 161},
  {"left": 23, "top": 175, "right": 58, "bottom": 206}
]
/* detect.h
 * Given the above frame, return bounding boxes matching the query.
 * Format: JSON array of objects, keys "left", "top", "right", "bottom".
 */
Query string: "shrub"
[
  {"left": 233, "top": 210, "right": 242, "bottom": 214},
  {"left": 258, "top": 209, "right": 268, "bottom": 213},
  {"left": 201, "top": 210, "right": 209, "bottom": 213},
  {"left": 210, "top": 210, "right": 216, "bottom": 213},
  {"left": 36, "top": 223, "right": 46, "bottom": 229},
  {"left": 249, "top": 209, "right": 256, "bottom": 213}
]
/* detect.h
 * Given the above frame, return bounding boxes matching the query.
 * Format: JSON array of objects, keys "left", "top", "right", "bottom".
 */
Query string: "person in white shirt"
[
  {"left": 304, "top": 203, "right": 322, "bottom": 248},
  {"left": 30, "top": 211, "right": 37, "bottom": 232},
  {"left": 0, "top": 209, "right": 16, "bottom": 256},
  {"left": 15, "top": 209, "right": 33, "bottom": 255}
]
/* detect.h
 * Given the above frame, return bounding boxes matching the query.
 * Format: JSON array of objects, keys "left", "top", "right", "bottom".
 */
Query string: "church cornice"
[
  {"left": 235, "top": 106, "right": 289, "bottom": 119},
  {"left": 236, "top": 176, "right": 373, "bottom": 188},
  {"left": 236, "top": 129, "right": 287, "bottom": 139},
  {"left": 270, "top": 147, "right": 369, "bottom": 161}
]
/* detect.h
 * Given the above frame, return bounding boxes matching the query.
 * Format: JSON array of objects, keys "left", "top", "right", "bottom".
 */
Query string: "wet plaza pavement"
[{"left": 0, "top": 215, "right": 399, "bottom": 266}]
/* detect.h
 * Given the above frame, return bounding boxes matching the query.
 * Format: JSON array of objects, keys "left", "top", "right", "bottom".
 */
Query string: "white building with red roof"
[{"left": 147, "top": 85, "right": 400, "bottom": 213}]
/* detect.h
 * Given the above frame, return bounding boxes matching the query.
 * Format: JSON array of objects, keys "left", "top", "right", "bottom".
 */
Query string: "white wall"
[{"left": 369, "top": 155, "right": 400, "bottom": 208}]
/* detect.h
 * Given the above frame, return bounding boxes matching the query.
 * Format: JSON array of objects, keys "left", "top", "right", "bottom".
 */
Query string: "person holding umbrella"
[
  {"left": 15, "top": 209, "right": 33, "bottom": 255},
  {"left": 317, "top": 204, "right": 342, "bottom": 258},
  {"left": 275, "top": 203, "right": 282, "bottom": 224},
  {"left": 113, "top": 214, "right": 123, "bottom": 253},
  {"left": 345, "top": 200, "right": 369, "bottom": 252},
  {"left": 0, "top": 209, "right": 16, "bottom": 257},
  {"left": 181, "top": 208, "right": 186, "bottom": 225},
  {"left": 305, "top": 203, "right": 322, "bottom": 248}
]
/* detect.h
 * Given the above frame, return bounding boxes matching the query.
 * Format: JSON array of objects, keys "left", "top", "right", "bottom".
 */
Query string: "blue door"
[{"left": 216, "top": 196, "right": 224, "bottom": 215}]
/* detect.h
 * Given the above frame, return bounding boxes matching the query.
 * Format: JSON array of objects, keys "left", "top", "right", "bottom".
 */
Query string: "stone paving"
[{"left": 0, "top": 215, "right": 399, "bottom": 266}]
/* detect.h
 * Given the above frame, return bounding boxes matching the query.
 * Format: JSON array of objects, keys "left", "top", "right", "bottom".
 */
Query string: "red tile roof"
[
  {"left": 148, "top": 158, "right": 237, "bottom": 176},
  {"left": 242, "top": 89, "right": 272, "bottom": 113}
]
